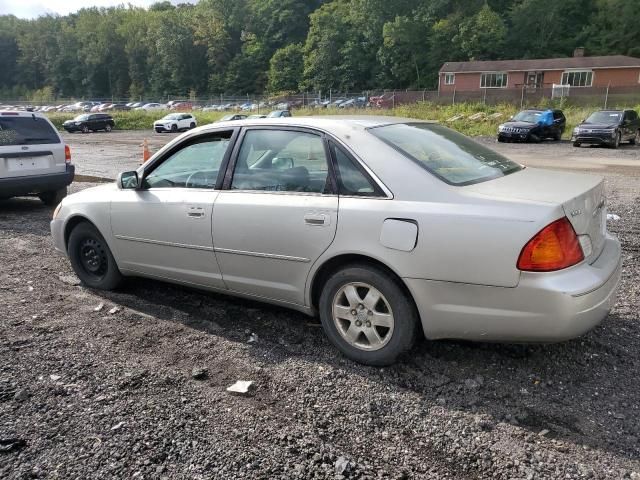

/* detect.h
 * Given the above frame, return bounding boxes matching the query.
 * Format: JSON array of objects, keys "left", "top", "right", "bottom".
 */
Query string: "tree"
[
  {"left": 268, "top": 43, "right": 304, "bottom": 92},
  {"left": 457, "top": 4, "right": 506, "bottom": 60}
]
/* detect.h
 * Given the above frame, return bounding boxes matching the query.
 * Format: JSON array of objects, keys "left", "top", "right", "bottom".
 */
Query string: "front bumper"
[
  {"left": 50, "top": 216, "right": 67, "bottom": 255},
  {"left": 0, "top": 164, "right": 75, "bottom": 198},
  {"left": 405, "top": 234, "right": 622, "bottom": 342},
  {"left": 497, "top": 131, "right": 531, "bottom": 142},
  {"left": 154, "top": 124, "right": 173, "bottom": 132},
  {"left": 572, "top": 133, "right": 616, "bottom": 145}
]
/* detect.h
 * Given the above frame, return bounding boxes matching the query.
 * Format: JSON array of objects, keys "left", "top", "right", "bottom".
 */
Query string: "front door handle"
[{"left": 304, "top": 213, "right": 329, "bottom": 226}]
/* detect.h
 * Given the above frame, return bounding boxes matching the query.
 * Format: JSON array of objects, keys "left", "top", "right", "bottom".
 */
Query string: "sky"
[{"left": 0, "top": 0, "right": 185, "bottom": 18}]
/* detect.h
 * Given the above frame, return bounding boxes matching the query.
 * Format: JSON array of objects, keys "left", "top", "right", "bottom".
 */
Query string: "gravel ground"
[{"left": 1, "top": 139, "right": 639, "bottom": 478}]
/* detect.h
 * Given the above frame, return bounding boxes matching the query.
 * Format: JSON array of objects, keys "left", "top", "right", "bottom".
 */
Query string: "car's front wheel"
[
  {"left": 612, "top": 131, "right": 621, "bottom": 149},
  {"left": 38, "top": 187, "right": 67, "bottom": 206},
  {"left": 171, "top": 124, "right": 177, "bottom": 132},
  {"left": 318, "top": 264, "right": 418, "bottom": 366},
  {"left": 189, "top": 122, "right": 196, "bottom": 129},
  {"left": 105, "top": 124, "right": 112, "bottom": 132},
  {"left": 81, "top": 125, "right": 90, "bottom": 134},
  {"left": 68, "top": 222, "right": 123, "bottom": 290}
]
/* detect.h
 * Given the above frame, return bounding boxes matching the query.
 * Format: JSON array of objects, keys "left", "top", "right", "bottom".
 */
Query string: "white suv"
[
  {"left": 0, "top": 111, "right": 74, "bottom": 205},
  {"left": 153, "top": 113, "right": 197, "bottom": 133}
]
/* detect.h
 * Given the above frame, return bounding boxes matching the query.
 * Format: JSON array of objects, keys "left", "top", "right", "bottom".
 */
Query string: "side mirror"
[{"left": 118, "top": 171, "right": 139, "bottom": 189}]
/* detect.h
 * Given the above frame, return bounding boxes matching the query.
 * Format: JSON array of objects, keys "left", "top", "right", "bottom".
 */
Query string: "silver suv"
[{"left": 0, "top": 111, "right": 74, "bottom": 205}]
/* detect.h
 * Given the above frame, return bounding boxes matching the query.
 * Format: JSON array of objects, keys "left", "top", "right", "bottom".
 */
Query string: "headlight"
[
  {"left": 573, "top": 127, "right": 580, "bottom": 134},
  {"left": 498, "top": 124, "right": 505, "bottom": 132}
]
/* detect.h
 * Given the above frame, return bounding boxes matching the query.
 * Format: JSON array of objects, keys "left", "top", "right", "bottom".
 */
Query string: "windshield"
[
  {"left": 74, "top": 114, "right": 89, "bottom": 121},
  {"left": 163, "top": 114, "right": 180, "bottom": 120},
  {"left": 369, "top": 123, "right": 523, "bottom": 186},
  {"left": 0, "top": 116, "right": 60, "bottom": 146},
  {"left": 585, "top": 111, "right": 621, "bottom": 124},
  {"left": 512, "top": 110, "right": 542, "bottom": 123}
]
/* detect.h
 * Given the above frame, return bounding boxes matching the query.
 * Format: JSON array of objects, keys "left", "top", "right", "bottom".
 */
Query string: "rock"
[
  {"left": 464, "top": 378, "right": 480, "bottom": 389},
  {"left": 108, "top": 306, "right": 121, "bottom": 315},
  {"left": 111, "top": 422, "right": 125, "bottom": 431},
  {"left": 335, "top": 456, "right": 349, "bottom": 475},
  {"left": 226, "top": 380, "right": 254, "bottom": 396},
  {"left": 59, "top": 275, "right": 81, "bottom": 286},
  {"left": 13, "top": 389, "right": 28, "bottom": 402},
  {"left": 94, "top": 302, "right": 105, "bottom": 312},
  {"left": 613, "top": 413, "right": 625, "bottom": 420},
  {"left": 312, "top": 453, "right": 322, "bottom": 463},
  {"left": 538, "top": 429, "right": 550, "bottom": 437},
  {"left": 50, "top": 375, "right": 61, "bottom": 381},
  {"left": 191, "top": 367, "right": 208, "bottom": 380},
  {"left": 0, "top": 438, "right": 26, "bottom": 452},
  {"left": 247, "top": 333, "right": 259, "bottom": 344}
]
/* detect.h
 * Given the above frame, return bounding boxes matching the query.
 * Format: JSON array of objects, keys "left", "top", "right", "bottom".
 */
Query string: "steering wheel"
[{"left": 185, "top": 171, "right": 212, "bottom": 189}]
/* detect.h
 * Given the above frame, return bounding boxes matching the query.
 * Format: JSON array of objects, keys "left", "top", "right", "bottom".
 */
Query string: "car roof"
[
  {"left": 194, "top": 115, "right": 433, "bottom": 134},
  {"left": 0, "top": 110, "right": 48, "bottom": 118}
]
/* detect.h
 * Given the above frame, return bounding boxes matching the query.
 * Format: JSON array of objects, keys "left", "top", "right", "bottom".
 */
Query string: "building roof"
[{"left": 440, "top": 55, "right": 640, "bottom": 73}]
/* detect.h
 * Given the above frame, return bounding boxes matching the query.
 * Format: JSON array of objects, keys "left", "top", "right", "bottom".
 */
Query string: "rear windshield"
[
  {"left": 369, "top": 123, "right": 523, "bottom": 186},
  {"left": 0, "top": 116, "right": 60, "bottom": 146}
]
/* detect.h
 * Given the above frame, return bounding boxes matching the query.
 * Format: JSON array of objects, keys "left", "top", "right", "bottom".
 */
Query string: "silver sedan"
[{"left": 50, "top": 116, "right": 622, "bottom": 365}]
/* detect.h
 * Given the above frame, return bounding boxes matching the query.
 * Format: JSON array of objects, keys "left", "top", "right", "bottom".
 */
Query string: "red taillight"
[
  {"left": 64, "top": 145, "right": 71, "bottom": 164},
  {"left": 517, "top": 217, "right": 584, "bottom": 272}
]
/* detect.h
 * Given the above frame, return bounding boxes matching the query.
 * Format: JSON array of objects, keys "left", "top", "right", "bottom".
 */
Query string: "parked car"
[
  {"left": 109, "top": 103, "right": 131, "bottom": 111},
  {"left": 218, "top": 114, "right": 247, "bottom": 122},
  {"left": 97, "top": 103, "right": 113, "bottom": 112},
  {"left": 267, "top": 110, "right": 292, "bottom": 118},
  {"left": 497, "top": 109, "right": 566, "bottom": 143},
  {"left": 136, "top": 103, "right": 164, "bottom": 111},
  {"left": 153, "top": 113, "right": 197, "bottom": 133},
  {"left": 338, "top": 97, "right": 368, "bottom": 109},
  {"left": 572, "top": 109, "right": 640, "bottom": 148},
  {"left": 202, "top": 105, "right": 219, "bottom": 112},
  {"left": 0, "top": 110, "right": 74, "bottom": 205},
  {"left": 50, "top": 117, "right": 621, "bottom": 366},
  {"left": 62, "top": 114, "right": 115, "bottom": 133}
]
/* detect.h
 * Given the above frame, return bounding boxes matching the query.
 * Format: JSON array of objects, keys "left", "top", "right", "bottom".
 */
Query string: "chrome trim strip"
[
  {"left": 214, "top": 247, "right": 310, "bottom": 263},
  {"left": 113, "top": 234, "right": 213, "bottom": 251}
]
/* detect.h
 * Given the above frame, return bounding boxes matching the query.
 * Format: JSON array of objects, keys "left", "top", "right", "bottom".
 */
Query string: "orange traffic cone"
[{"left": 141, "top": 138, "right": 150, "bottom": 164}]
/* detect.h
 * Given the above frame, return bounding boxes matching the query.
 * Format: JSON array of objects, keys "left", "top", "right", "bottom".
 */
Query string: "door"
[
  {"left": 110, "top": 130, "right": 235, "bottom": 287},
  {"left": 213, "top": 127, "right": 338, "bottom": 305}
]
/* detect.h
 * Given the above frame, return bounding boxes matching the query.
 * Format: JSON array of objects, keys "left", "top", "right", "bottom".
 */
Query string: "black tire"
[
  {"left": 68, "top": 222, "right": 123, "bottom": 290},
  {"left": 105, "top": 124, "right": 113, "bottom": 132},
  {"left": 81, "top": 125, "right": 89, "bottom": 134},
  {"left": 155, "top": 128, "right": 162, "bottom": 133},
  {"left": 497, "top": 136, "right": 505, "bottom": 143},
  {"left": 171, "top": 124, "right": 177, "bottom": 132},
  {"left": 38, "top": 187, "right": 67, "bottom": 206},
  {"left": 318, "top": 264, "right": 418, "bottom": 366},
  {"left": 189, "top": 122, "right": 196, "bottom": 129},
  {"left": 611, "top": 132, "right": 621, "bottom": 149},
  {"left": 553, "top": 131, "right": 562, "bottom": 141},
  {"left": 573, "top": 141, "right": 581, "bottom": 147}
]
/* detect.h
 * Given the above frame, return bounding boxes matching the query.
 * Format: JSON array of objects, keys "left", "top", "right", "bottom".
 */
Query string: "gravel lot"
[{"left": 1, "top": 131, "right": 639, "bottom": 479}]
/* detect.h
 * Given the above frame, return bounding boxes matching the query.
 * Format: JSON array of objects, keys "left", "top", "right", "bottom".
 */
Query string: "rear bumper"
[
  {"left": 405, "top": 234, "right": 622, "bottom": 342},
  {"left": 0, "top": 164, "right": 75, "bottom": 198}
]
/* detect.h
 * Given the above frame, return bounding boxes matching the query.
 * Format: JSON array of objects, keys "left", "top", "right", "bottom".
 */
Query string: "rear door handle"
[
  {"left": 187, "top": 206, "right": 205, "bottom": 218},
  {"left": 304, "top": 213, "right": 329, "bottom": 226}
]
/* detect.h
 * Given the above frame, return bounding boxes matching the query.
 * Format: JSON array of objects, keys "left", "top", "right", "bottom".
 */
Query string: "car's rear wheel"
[
  {"left": 81, "top": 125, "right": 89, "bottom": 134},
  {"left": 318, "top": 264, "right": 418, "bottom": 366},
  {"left": 105, "top": 124, "right": 112, "bottom": 132},
  {"left": 38, "top": 187, "right": 67, "bottom": 206},
  {"left": 68, "top": 222, "right": 123, "bottom": 290}
]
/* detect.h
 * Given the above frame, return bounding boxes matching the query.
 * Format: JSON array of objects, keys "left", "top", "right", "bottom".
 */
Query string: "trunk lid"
[{"left": 464, "top": 168, "right": 607, "bottom": 261}]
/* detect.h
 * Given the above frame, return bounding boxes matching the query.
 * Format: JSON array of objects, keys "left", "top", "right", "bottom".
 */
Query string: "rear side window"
[
  {"left": 0, "top": 116, "right": 60, "bottom": 146},
  {"left": 329, "top": 141, "right": 384, "bottom": 197},
  {"left": 370, "top": 123, "right": 522, "bottom": 186}
]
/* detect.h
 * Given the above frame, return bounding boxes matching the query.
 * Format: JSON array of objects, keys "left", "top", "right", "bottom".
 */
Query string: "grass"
[{"left": 46, "top": 102, "right": 640, "bottom": 139}]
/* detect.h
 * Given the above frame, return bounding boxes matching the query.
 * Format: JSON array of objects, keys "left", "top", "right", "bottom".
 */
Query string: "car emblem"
[
  {"left": 570, "top": 209, "right": 582, "bottom": 217},
  {"left": 21, "top": 146, "right": 28, "bottom": 150}
]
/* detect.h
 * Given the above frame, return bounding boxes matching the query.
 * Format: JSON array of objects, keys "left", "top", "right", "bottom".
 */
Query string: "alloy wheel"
[{"left": 332, "top": 282, "right": 394, "bottom": 351}]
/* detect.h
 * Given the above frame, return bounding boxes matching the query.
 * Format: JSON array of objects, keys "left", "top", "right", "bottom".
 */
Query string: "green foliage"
[{"left": 0, "top": 0, "right": 633, "bottom": 98}]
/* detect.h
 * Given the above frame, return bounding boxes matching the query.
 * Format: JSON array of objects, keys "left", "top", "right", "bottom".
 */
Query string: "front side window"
[
  {"left": 561, "top": 70, "right": 593, "bottom": 87},
  {"left": 444, "top": 73, "right": 455, "bottom": 85},
  {"left": 231, "top": 129, "right": 329, "bottom": 193},
  {"left": 480, "top": 72, "right": 507, "bottom": 88},
  {"left": 369, "top": 123, "right": 523, "bottom": 186},
  {"left": 142, "top": 132, "right": 232, "bottom": 189}
]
